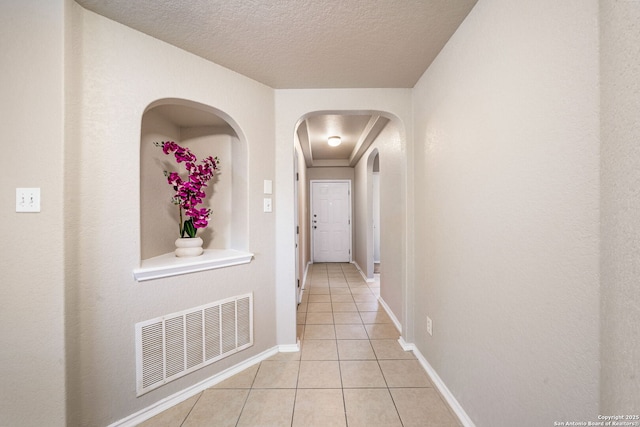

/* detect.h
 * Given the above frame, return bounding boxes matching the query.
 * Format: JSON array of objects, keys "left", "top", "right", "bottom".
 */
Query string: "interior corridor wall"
[
  {"left": 65, "top": 5, "right": 276, "bottom": 426},
  {"left": 600, "top": 0, "right": 640, "bottom": 412},
  {"left": 411, "top": 0, "right": 600, "bottom": 425},
  {"left": 354, "top": 155, "right": 373, "bottom": 278},
  {"left": 353, "top": 121, "right": 405, "bottom": 324},
  {"left": 0, "top": 1, "right": 67, "bottom": 425},
  {"left": 294, "top": 140, "right": 311, "bottom": 292}
]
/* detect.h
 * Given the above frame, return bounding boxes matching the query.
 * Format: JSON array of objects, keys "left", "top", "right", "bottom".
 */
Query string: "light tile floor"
[{"left": 139, "top": 263, "right": 461, "bottom": 426}]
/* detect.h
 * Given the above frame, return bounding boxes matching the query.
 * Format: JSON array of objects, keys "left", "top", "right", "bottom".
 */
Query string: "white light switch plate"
[
  {"left": 16, "top": 188, "right": 41, "bottom": 212},
  {"left": 264, "top": 180, "right": 273, "bottom": 194}
]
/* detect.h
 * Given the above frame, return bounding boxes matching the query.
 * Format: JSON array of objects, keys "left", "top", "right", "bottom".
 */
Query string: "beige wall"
[
  {"left": 412, "top": 0, "right": 600, "bottom": 425},
  {"left": 353, "top": 121, "right": 406, "bottom": 322},
  {"left": 0, "top": 1, "right": 67, "bottom": 425},
  {"left": 354, "top": 154, "right": 374, "bottom": 277},
  {"left": 373, "top": 122, "right": 405, "bottom": 321},
  {"left": 64, "top": 6, "right": 277, "bottom": 425},
  {"left": 308, "top": 166, "right": 355, "bottom": 182},
  {"left": 294, "top": 143, "right": 311, "bottom": 291},
  {"left": 600, "top": 0, "right": 640, "bottom": 412},
  {"left": 139, "top": 109, "right": 181, "bottom": 258}
]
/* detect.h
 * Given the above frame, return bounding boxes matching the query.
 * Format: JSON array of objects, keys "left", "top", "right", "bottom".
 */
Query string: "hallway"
[{"left": 140, "top": 263, "right": 460, "bottom": 426}]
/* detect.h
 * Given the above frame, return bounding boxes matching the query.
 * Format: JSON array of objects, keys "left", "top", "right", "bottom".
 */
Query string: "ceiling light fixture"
[{"left": 328, "top": 136, "right": 341, "bottom": 147}]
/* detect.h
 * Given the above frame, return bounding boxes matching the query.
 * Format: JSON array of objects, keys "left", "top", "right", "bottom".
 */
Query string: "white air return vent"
[{"left": 135, "top": 293, "right": 253, "bottom": 395}]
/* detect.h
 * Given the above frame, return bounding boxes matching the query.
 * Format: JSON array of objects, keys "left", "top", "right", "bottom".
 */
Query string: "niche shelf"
[
  {"left": 137, "top": 98, "right": 250, "bottom": 282},
  {"left": 133, "top": 248, "right": 254, "bottom": 282}
]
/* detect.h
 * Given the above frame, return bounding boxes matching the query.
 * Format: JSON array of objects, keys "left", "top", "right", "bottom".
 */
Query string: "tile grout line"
[
  {"left": 232, "top": 388, "right": 251, "bottom": 427},
  {"left": 338, "top": 263, "right": 350, "bottom": 427},
  {"left": 290, "top": 356, "right": 300, "bottom": 427},
  {"left": 178, "top": 391, "right": 204, "bottom": 427},
  {"left": 234, "top": 355, "right": 265, "bottom": 427}
]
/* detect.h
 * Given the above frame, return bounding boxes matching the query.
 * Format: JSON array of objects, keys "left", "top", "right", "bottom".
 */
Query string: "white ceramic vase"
[{"left": 175, "top": 236, "right": 204, "bottom": 257}]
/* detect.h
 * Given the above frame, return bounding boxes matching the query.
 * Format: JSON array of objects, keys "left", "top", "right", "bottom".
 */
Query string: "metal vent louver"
[{"left": 136, "top": 293, "right": 253, "bottom": 395}]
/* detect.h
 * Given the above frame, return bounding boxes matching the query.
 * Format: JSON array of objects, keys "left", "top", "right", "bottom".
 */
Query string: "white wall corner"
[
  {"left": 302, "top": 261, "right": 311, "bottom": 289},
  {"left": 299, "top": 262, "right": 311, "bottom": 303},
  {"left": 278, "top": 339, "right": 301, "bottom": 353},
  {"left": 398, "top": 340, "right": 476, "bottom": 427}
]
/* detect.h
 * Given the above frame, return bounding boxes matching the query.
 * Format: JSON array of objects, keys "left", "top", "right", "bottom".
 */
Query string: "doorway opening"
[{"left": 291, "top": 109, "right": 407, "bottom": 342}]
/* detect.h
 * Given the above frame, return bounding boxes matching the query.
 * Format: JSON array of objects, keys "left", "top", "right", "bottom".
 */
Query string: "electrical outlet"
[
  {"left": 16, "top": 188, "right": 41, "bottom": 212},
  {"left": 263, "top": 197, "right": 273, "bottom": 213},
  {"left": 426, "top": 316, "right": 433, "bottom": 336}
]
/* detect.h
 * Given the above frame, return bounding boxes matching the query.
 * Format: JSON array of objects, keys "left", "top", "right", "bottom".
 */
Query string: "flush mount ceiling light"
[{"left": 328, "top": 136, "right": 342, "bottom": 147}]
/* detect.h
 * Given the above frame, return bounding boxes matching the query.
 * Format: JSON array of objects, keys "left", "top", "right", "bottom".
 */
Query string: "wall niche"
[{"left": 136, "top": 98, "right": 250, "bottom": 281}]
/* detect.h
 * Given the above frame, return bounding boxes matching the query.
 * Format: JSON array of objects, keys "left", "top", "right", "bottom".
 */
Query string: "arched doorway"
[{"left": 275, "top": 99, "right": 411, "bottom": 349}]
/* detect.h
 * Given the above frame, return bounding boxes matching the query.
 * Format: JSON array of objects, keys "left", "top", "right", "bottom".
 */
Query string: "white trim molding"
[
  {"left": 398, "top": 338, "right": 476, "bottom": 427},
  {"left": 352, "top": 260, "right": 375, "bottom": 283},
  {"left": 378, "top": 296, "right": 402, "bottom": 333},
  {"left": 133, "top": 249, "right": 254, "bottom": 282},
  {"left": 278, "top": 339, "right": 301, "bottom": 353}
]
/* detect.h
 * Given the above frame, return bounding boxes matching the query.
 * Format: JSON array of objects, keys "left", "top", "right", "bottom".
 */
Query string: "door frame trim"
[{"left": 310, "top": 179, "right": 352, "bottom": 263}]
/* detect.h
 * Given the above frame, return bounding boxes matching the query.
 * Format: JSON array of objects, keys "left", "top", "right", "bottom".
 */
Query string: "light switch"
[
  {"left": 264, "top": 179, "right": 273, "bottom": 194},
  {"left": 263, "top": 197, "right": 273, "bottom": 213},
  {"left": 16, "top": 188, "right": 41, "bottom": 212}
]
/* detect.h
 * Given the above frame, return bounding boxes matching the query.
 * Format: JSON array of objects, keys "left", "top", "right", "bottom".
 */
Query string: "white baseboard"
[
  {"left": 378, "top": 296, "right": 402, "bottom": 334},
  {"left": 398, "top": 336, "right": 412, "bottom": 351},
  {"left": 398, "top": 338, "right": 476, "bottom": 427},
  {"left": 109, "top": 346, "right": 279, "bottom": 427},
  {"left": 351, "top": 260, "right": 375, "bottom": 283}
]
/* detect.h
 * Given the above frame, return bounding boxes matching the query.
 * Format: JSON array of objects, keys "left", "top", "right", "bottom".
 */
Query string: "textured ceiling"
[
  {"left": 78, "top": 0, "right": 477, "bottom": 162},
  {"left": 74, "top": 0, "right": 477, "bottom": 89}
]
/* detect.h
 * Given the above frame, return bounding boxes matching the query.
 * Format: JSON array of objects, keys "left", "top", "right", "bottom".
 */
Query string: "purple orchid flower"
[{"left": 155, "top": 141, "right": 220, "bottom": 238}]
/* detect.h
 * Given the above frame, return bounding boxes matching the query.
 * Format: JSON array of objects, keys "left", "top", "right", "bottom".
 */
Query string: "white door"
[{"left": 312, "top": 181, "right": 351, "bottom": 263}]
